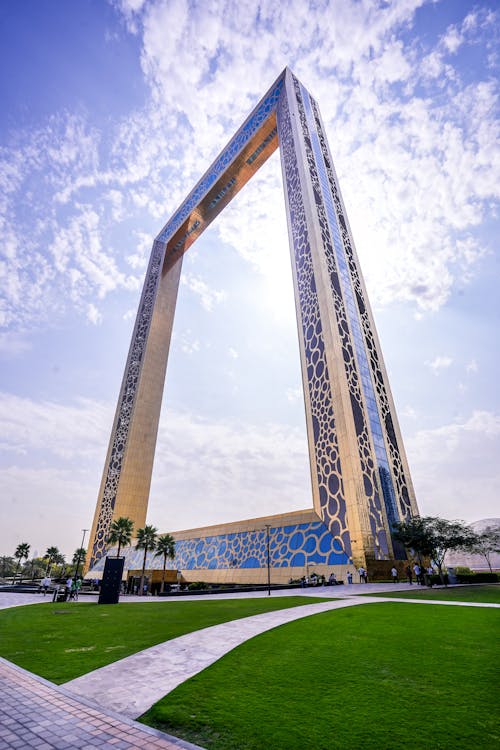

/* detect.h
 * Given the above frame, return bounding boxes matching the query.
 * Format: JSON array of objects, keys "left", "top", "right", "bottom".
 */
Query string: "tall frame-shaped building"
[{"left": 87, "top": 69, "right": 418, "bottom": 577}]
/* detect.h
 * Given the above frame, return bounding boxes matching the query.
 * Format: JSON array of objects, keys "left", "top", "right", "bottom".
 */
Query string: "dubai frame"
[{"left": 87, "top": 69, "right": 418, "bottom": 578}]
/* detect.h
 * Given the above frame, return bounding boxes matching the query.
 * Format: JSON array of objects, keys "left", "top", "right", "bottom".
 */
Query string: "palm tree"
[
  {"left": 44, "top": 546, "right": 61, "bottom": 576},
  {"left": 107, "top": 517, "right": 134, "bottom": 558},
  {"left": 13, "top": 543, "right": 30, "bottom": 583},
  {"left": 55, "top": 553, "right": 67, "bottom": 578},
  {"left": 136, "top": 525, "right": 158, "bottom": 595},
  {"left": 72, "top": 547, "right": 87, "bottom": 576},
  {"left": 155, "top": 534, "right": 176, "bottom": 593}
]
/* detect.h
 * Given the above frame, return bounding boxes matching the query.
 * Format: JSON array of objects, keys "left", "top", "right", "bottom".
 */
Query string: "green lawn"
[
  {"left": 0, "top": 597, "right": 329, "bottom": 683},
  {"left": 140, "top": 602, "right": 499, "bottom": 750},
  {"left": 371, "top": 584, "right": 500, "bottom": 603}
]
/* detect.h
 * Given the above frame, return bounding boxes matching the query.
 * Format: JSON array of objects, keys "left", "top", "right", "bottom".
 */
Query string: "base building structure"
[{"left": 86, "top": 68, "right": 418, "bottom": 583}]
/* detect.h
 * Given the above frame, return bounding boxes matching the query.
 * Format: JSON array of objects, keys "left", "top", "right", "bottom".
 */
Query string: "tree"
[
  {"left": 136, "top": 525, "right": 158, "bottom": 595},
  {"left": 28, "top": 556, "right": 46, "bottom": 581},
  {"left": 72, "top": 547, "right": 87, "bottom": 577},
  {"left": 0, "top": 556, "right": 15, "bottom": 579},
  {"left": 392, "top": 517, "right": 430, "bottom": 563},
  {"left": 394, "top": 516, "right": 476, "bottom": 583},
  {"left": 13, "top": 543, "right": 30, "bottom": 583},
  {"left": 44, "top": 546, "right": 61, "bottom": 576},
  {"left": 107, "top": 517, "right": 134, "bottom": 558},
  {"left": 54, "top": 552, "right": 67, "bottom": 578},
  {"left": 470, "top": 525, "right": 500, "bottom": 573},
  {"left": 155, "top": 534, "right": 176, "bottom": 593}
]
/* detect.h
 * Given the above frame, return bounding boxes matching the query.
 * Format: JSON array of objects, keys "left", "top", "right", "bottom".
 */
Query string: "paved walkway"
[
  {"left": 64, "top": 597, "right": 371, "bottom": 718},
  {"left": 62, "top": 592, "right": 499, "bottom": 719},
  {"left": 0, "top": 657, "right": 204, "bottom": 750},
  {"left": 0, "top": 581, "right": 418, "bottom": 610},
  {"left": 0, "top": 592, "right": 54, "bottom": 609}
]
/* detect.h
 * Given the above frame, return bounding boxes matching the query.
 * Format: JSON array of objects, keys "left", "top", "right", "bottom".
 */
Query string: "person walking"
[
  {"left": 72, "top": 578, "right": 82, "bottom": 600},
  {"left": 405, "top": 565, "right": 413, "bottom": 584},
  {"left": 347, "top": 570, "right": 353, "bottom": 584},
  {"left": 390, "top": 566, "right": 398, "bottom": 583},
  {"left": 358, "top": 566, "right": 367, "bottom": 583},
  {"left": 426, "top": 566, "right": 434, "bottom": 587},
  {"left": 413, "top": 563, "right": 422, "bottom": 585}
]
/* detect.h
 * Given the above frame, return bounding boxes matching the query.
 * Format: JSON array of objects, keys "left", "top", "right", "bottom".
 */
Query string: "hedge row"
[{"left": 456, "top": 572, "right": 498, "bottom": 583}]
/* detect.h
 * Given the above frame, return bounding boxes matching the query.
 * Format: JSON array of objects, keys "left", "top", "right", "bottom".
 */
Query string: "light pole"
[
  {"left": 74, "top": 529, "right": 88, "bottom": 581},
  {"left": 265, "top": 524, "right": 271, "bottom": 596}
]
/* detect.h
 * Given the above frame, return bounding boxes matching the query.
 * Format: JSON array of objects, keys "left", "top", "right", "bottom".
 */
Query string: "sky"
[{"left": 0, "top": 0, "right": 498, "bottom": 561}]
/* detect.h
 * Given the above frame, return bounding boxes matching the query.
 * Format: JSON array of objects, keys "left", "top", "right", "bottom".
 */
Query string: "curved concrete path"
[
  {"left": 63, "top": 593, "right": 498, "bottom": 719},
  {"left": 64, "top": 598, "right": 368, "bottom": 718}
]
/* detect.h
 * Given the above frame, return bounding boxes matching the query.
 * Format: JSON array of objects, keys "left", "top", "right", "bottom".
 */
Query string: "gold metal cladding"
[
  {"left": 87, "top": 67, "right": 419, "bottom": 574},
  {"left": 164, "top": 114, "right": 278, "bottom": 269}
]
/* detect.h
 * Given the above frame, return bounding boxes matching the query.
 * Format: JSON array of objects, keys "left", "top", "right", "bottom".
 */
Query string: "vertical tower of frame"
[
  {"left": 277, "top": 70, "right": 417, "bottom": 562},
  {"left": 86, "top": 246, "right": 183, "bottom": 570},
  {"left": 86, "top": 68, "right": 418, "bottom": 572}
]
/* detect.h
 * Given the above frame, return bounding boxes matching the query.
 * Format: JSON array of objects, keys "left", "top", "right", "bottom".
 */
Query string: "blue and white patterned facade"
[
  {"left": 90, "top": 515, "right": 350, "bottom": 577},
  {"left": 87, "top": 68, "right": 418, "bottom": 577}
]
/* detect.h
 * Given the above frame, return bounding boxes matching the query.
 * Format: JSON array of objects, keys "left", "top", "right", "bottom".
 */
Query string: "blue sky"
[{"left": 1, "top": 0, "right": 498, "bottom": 560}]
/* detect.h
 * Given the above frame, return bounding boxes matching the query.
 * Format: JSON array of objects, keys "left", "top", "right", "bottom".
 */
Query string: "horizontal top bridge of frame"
[{"left": 157, "top": 69, "right": 291, "bottom": 269}]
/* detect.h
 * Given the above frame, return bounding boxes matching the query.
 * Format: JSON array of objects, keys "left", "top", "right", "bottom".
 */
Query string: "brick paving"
[{"left": 0, "top": 658, "right": 203, "bottom": 750}]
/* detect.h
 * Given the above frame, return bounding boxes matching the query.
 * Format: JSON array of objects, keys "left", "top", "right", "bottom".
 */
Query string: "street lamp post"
[
  {"left": 265, "top": 524, "right": 271, "bottom": 596},
  {"left": 74, "top": 529, "right": 88, "bottom": 582}
]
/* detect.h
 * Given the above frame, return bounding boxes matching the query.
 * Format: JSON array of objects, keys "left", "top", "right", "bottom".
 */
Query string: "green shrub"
[
  {"left": 456, "top": 573, "right": 498, "bottom": 584},
  {"left": 427, "top": 574, "right": 447, "bottom": 585}
]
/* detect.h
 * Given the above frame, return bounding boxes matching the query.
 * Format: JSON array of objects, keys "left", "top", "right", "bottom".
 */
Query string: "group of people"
[
  {"left": 40, "top": 576, "right": 83, "bottom": 600},
  {"left": 65, "top": 576, "right": 83, "bottom": 599},
  {"left": 390, "top": 563, "right": 436, "bottom": 585}
]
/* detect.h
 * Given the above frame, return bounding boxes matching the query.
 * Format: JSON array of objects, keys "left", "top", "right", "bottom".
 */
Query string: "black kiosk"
[{"left": 98, "top": 557, "right": 125, "bottom": 605}]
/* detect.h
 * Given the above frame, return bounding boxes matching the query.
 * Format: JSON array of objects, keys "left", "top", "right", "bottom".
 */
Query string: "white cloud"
[
  {"left": 0, "top": 392, "right": 111, "bottom": 556},
  {"left": 426, "top": 356, "right": 453, "bottom": 374},
  {"left": 0, "top": 391, "right": 310, "bottom": 552},
  {"left": 407, "top": 410, "right": 500, "bottom": 522},
  {"left": 228, "top": 347, "right": 238, "bottom": 359},
  {"left": 1, "top": 465, "right": 99, "bottom": 557},
  {"left": 179, "top": 330, "right": 200, "bottom": 355},
  {"left": 149, "top": 407, "right": 311, "bottom": 530},
  {"left": 0, "top": 332, "right": 31, "bottom": 357},
  {"left": 122, "top": 0, "right": 499, "bottom": 314},
  {"left": 0, "top": 392, "right": 112, "bottom": 461},
  {"left": 1, "top": 0, "right": 498, "bottom": 338},
  {"left": 286, "top": 387, "right": 302, "bottom": 403},
  {"left": 126, "top": 231, "right": 151, "bottom": 270},
  {"left": 86, "top": 303, "right": 103, "bottom": 325},
  {"left": 441, "top": 25, "right": 464, "bottom": 55},
  {"left": 181, "top": 272, "right": 226, "bottom": 311},
  {"left": 402, "top": 405, "right": 417, "bottom": 419},
  {"left": 466, "top": 359, "right": 478, "bottom": 374},
  {"left": 0, "top": 115, "right": 143, "bottom": 329}
]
